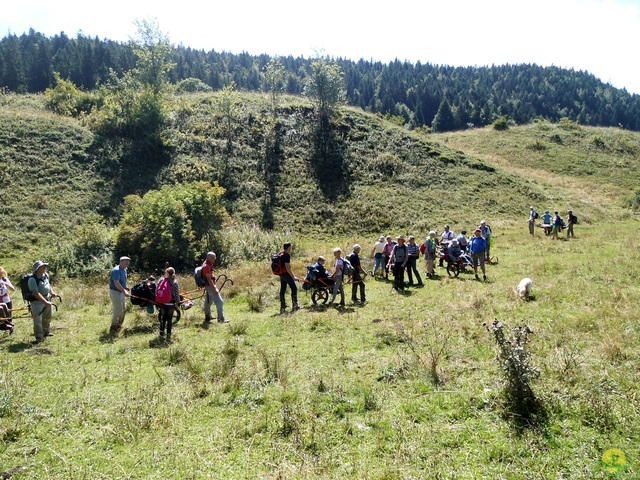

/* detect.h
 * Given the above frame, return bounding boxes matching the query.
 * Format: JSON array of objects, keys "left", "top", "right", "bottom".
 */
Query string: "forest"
[{"left": 2, "top": 28, "right": 640, "bottom": 132}]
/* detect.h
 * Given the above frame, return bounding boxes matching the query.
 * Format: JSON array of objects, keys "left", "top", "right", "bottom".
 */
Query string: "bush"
[
  {"left": 114, "top": 182, "right": 228, "bottom": 271},
  {"left": 175, "top": 78, "right": 213, "bottom": 94},
  {"left": 493, "top": 116, "right": 509, "bottom": 131},
  {"left": 485, "top": 320, "right": 546, "bottom": 427}
]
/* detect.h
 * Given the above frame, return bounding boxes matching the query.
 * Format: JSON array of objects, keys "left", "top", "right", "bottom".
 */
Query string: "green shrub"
[
  {"left": 114, "top": 182, "right": 228, "bottom": 271},
  {"left": 175, "top": 78, "right": 213, "bottom": 94},
  {"left": 493, "top": 116, "right": 509, "bottom": 131}
]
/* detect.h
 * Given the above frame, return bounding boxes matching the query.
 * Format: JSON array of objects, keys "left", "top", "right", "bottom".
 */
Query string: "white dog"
[{"left": 517, "top": 278, "right": 533, "bottom": 299}]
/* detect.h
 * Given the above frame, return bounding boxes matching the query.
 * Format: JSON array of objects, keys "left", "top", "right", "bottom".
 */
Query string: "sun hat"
[
  {"left": 378, "top": 236, "right": 385, "bottom": 242},
  {"left": 32, "top": 260, "right": 49, "bottom": 273}
]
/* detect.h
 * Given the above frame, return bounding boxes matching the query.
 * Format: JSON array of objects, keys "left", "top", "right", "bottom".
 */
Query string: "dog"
[{"left": 517, "top": 278, "right": 533, "bottom": 299}]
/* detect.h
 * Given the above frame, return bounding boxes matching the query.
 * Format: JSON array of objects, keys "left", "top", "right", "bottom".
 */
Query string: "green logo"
[{"left": 602, "top": 448, "right": 628, "bottom": 474}]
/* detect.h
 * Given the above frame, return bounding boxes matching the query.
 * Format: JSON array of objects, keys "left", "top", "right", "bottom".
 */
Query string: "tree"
[
  {"left": 304, "top": 58, "right": 345, "bottom": 124},
  {"left": 262, "top": 57, "right": 285, "bottom": 116},
  {"left": 214, "top": 83, "right": 243, "bottom": 172},
  {"left": 432, "top": 98, "right": 456, "bottom": 133},
  {"left": 130, "top": 18, "right": 174, "bottom": 100}
]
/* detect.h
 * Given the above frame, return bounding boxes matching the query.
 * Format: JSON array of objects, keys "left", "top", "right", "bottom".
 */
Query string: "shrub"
[
  {"left": 114, "top": 182, "right": 228, "bottom": 271},
  {"left": 175, "top": 78, "right": 213, "bottom": 94},
  {"left": 493, "top": 116, "right": 509, "bottom": 131},
  {"left": 485, "top": 320, "right": 546, "bottom": 427}
]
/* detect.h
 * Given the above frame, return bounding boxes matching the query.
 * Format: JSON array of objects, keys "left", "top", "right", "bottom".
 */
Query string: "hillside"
[
  {"left": 2, "top": 91, "right": 639, "bottom": 269},
  {"left": 431, "top": 120, "right": 640, "bottom": 222}
]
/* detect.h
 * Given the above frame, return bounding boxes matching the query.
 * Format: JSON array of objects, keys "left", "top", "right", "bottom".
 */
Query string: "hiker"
[
  {"left": 109, "top": 256, "right": 131, "bottom": 335},
  {"left": 479, "top": 220, "right": 492, "bottom": 262},
  {"left": 389, "top": 235, "right": 408, "bottom": 292},
  {"left": 381, "top": 236, "right": 396, "bottom": 280},
  {"left": 405, "top": 236, "right": 423, "bottom": 286},
  {"left": 348, "top": 244, "right": 367, "bottom": 303},
  {"left": 30, "top": 260, "right": 60, "bottom": 343},
  {"left": 0, "top": 267, "right": 15, "bottom": 320},
  {"left": 469, "top": 230, "right": 487, "bottom": 281},
  {"left": 528, "top": 206, "right": 538, "bottom": 235},
  {"left": 370, "top": 236, "right": 385, "bottom": 276},
  {"left": 158, "top": 267, "right": 181, "bottom": 339},
  {"left": 456, "top": 230, "right": 469, "bottom": 252},
  {"left": 439, "top": 225, "right": 455, "bottom": 267},
  {"left": 277, "top": 242, "right": 300, "bottom": 313},
  {"left": 329, "top": 247, "right": 345, "bottom": 306},
  {"left": 425, "top": 231, "right": 437, "bottom": 278},
  {"left": 542, "top": 210, "right": 552, "bottom": 225},
  {"left": 552, "top": 211, "right": 563, "bottom": 239},
  {"left": 566, "top": 210, "right": 577, "bottom": 238},
  {"left": 202, "top": 252, "right": 227, "bottom": 323}
]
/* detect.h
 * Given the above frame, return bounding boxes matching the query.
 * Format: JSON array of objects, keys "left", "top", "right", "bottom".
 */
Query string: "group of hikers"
[
  {"left": 2, "top": 207, "right": 577, "bottom": 342},
  {"left": 528, "top": 206, "right": 578, "bottom": 239},
  {"left": 273, "top": 221, "right": 492, "bottom": 313}
]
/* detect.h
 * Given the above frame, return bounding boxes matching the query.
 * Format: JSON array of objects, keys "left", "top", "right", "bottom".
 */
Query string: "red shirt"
[{"left": 201, "top": 258, "right": 216, "bottom": 287}]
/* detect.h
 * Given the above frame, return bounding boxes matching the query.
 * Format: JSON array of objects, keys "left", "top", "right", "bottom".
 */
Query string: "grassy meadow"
[
  {"left": 2, "top": 91, "right": 640, "bottom": 478},
  {"left": 1, "top": 220, "right": 639, "bottom": 479}
]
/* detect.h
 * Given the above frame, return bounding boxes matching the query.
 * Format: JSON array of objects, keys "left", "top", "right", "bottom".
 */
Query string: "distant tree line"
[{"left": 2, "top": 29, "right": 640, "bottom": 132}]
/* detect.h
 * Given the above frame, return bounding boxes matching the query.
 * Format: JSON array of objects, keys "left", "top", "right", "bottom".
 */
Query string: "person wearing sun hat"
[{"left": 29, "top": 260, "right": 60, "bottom": 343}]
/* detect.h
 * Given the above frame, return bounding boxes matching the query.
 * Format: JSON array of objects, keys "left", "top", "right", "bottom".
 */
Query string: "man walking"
[
  {"left": 347, "top": 244, "right": 367, "bottom": 303},
  {"left": 202, "top": 252, "right": 227, "bottom": 323},
  {"left": 479, "top": 220, "right": 492, "bottom": 263},
  {"left": 109, "top": 256, "right": 131, "bottom": 335},
  {"left": 277, "top": 242, "right": 300, "bottom": 313}
]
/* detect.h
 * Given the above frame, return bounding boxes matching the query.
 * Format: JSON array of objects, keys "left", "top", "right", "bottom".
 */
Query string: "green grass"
[{"left": 1, "top": 221, "right": 638, "bottom": 478}]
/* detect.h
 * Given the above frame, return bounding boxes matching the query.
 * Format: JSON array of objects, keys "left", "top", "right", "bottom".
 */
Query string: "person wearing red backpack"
[
  {"left": 157, "top": 267, "right": 180, "bottom": 340},
  {"left": 202, "top": 252, "right": 227, "bottom": 324},
  {"left": 278, "top": 242, "right": 300, "bottom": 314}
]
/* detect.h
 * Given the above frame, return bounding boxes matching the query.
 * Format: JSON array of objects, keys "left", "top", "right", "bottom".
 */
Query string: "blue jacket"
[{"left": 469, "top": 236, "right": 487, "bottom": 253}]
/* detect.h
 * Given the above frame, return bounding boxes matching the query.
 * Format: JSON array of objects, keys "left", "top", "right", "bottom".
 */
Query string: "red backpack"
[{"left": 155, "top": 278, "right": 173, "bottom": 304}]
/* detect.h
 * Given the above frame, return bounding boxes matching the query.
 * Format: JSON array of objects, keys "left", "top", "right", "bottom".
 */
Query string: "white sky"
[{"left": 2, "top": 0, "right": 640, "bottom": 94}]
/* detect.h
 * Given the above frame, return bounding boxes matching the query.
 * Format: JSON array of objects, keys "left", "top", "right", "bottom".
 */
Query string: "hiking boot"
[
  {"left": 483, "top": 275, "right": 487, "bottom": 282},
  {"left": 159, "top": 330, "right": 165, "bottom": 337},
  {"left": 218, "top": 318, "right": 229, "bottom": 323},
  {"left": 280, "top": 307, "right": 287, "bottom": 314},
  {"left": 475, "top": 274, "right": 480, "bottom": 281}
]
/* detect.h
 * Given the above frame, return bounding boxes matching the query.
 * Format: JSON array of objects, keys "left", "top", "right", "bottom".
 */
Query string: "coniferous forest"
[{"left": 1, "top": 29, "right": 640, "bottom": 132}]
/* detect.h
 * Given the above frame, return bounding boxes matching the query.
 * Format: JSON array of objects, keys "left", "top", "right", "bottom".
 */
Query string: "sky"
[{"left": 2, "top": 0, "right": 640, "bottom": 94}]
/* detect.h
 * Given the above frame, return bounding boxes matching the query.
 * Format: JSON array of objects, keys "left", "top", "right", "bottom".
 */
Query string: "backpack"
[
  {"left": 341, "top": 257, "right": 355, "bottom": 277},
  {"left": 570, "top": 214, "right": 578, "bottom": 224},
  {"left": 271, "top": 252, "right": 287, "bottom": 275},
  {"left": 155, "top": 278, "right": 172, "bottom": 304},
  {"left": 532, "top": 210, "right": 539, "bottom": 219},
  {"left": 131, "top": 281, "right": 155, "bottom": 307},
  {"left": 302, "top": 265, "right": 317, "bottom": 291},
  {"left": 419, "top": 242, "right": 426, "bottom": 255},
  {"left": 20, "top": 273, "right": 42, "bottom": 302},
  {"left": 194, "top": 263, "right": 207, "bottom": 288}
]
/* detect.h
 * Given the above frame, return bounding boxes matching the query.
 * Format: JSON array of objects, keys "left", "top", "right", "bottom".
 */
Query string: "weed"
[
  {"left": 485, "top": 319, "right": 546, "bottom": 428},
  {"left": 246, "top": 287, "right": 269, "bottom": 312},
  {"left": 259, "top": 349, "right": 287, "bottom": 385},
  {"left": 228, "top": 318, "right": 248, "bottom": 336},
  {"left": 394, "top": 318, "right": 451, "bottom": 386}
]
